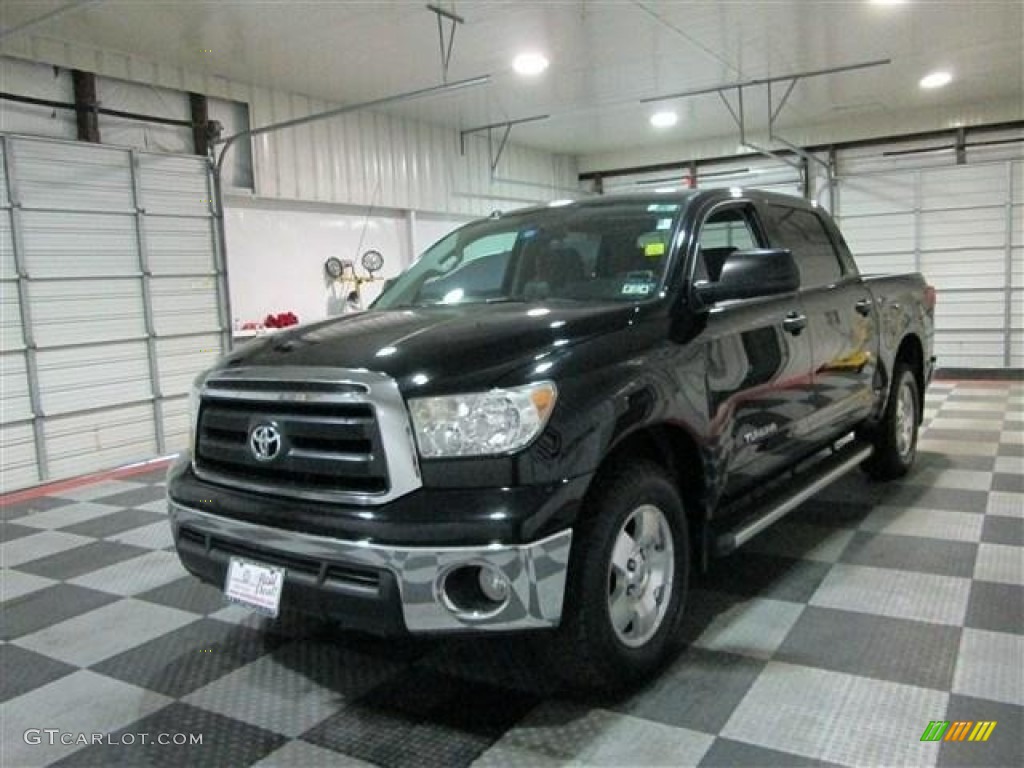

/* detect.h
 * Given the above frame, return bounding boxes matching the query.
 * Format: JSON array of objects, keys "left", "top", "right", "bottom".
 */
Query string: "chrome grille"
[{"left": 191, "top": 366, "right": 421, "bottom": 505}]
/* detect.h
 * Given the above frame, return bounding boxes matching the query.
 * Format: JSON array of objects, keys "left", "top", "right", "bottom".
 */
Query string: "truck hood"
[{"left": 222, "top": 302, "right": 642, "bottom": 393}]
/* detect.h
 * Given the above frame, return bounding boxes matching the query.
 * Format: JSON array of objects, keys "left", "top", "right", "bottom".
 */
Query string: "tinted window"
[
  {"left": 695, "top": 207, "right": 761, "bottom": 283},
  {"left": 769, "top": 206, "right": 842, "bottom": 288},
  {"left": 374, "top": 200, "right": 684, "bottom": 308}
]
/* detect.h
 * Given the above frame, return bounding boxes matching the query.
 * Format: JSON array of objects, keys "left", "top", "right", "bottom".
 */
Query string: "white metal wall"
[
  {"left": 0, "top": 134, "right": 226, "bottom": 492},
  {"left": 0, "top": 45, "right": 580, "bottom": 215},
  {"left": 837, "top": 150, "right": 1022, "bottom": 369}
]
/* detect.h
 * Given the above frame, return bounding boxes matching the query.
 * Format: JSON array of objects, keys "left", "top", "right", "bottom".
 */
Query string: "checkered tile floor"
[{"left": 2, "top": 379, "right": 1021, "bottom": 767}]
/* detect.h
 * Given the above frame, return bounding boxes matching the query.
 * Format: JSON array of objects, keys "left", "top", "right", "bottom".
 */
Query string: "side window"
[
  {"left": 769, "top": 206, "right": 843, "bottom": 288},
  {"left": 696, "top": 207, "right": 760, "bottom": 283}
]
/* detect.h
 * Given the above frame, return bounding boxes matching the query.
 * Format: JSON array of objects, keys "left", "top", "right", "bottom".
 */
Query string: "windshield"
[{"left": 373, "top": 200, "right": 682, "bottom": 309}]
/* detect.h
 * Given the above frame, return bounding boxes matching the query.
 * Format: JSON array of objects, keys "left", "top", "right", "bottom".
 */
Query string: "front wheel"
[
  {"left": 551, "top": 459, "right": 689, "bottom": 690},
  {"left": 862, "top": 362, "right": 920, "bottom": 480}
]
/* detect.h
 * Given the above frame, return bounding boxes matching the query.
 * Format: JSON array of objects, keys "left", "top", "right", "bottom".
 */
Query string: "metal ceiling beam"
[
  {"left": 459, "top": 114, "right": 550, "bottom": 173},
  {"left": 426, "top": 3, "right": 465, "bottom": 83},
  {"left": 639, "top": 58, "right": 891, "bottom": 104},
  {"left": 214, "top": 73, "right": 491, "bottom": 176}
]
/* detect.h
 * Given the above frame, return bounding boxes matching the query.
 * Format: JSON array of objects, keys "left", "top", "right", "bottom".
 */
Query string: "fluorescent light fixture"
[
  {"left": 650, "top": 111, "right": 678, "bottom": 128},
  {"left": 870, "top": 0, "right": 906, "bottom": 5},
  {"left": 513, "top": 52, "right": 549, "bottom": 76},
  {"left": 919, "top": 70, "right": 952, "bottom": 89}
]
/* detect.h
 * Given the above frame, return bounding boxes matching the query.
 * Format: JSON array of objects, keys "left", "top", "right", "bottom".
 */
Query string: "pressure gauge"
[
  {"left": 324, "top": 257, "right": 344, "bottom": 279},
  {"left": 361, "top": 249, "right": 384, "bottom": 275}
]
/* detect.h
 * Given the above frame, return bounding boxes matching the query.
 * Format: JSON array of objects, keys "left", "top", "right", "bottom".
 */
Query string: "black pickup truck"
[{"left": 169, "top": 189, "right": 935, "bottom": 688}]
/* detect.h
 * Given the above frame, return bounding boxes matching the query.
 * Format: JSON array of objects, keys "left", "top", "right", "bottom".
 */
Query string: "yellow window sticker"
[{"left": 645, "top": 242, "right": 666, "bottom": 258}]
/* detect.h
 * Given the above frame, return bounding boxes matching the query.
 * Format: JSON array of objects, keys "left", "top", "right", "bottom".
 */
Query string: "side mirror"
[{"left": 694, "top": 248, "right": 799, "bottom": 305}]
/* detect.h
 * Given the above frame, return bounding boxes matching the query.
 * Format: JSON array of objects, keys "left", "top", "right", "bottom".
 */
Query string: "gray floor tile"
[
  {"left": 253, "top": 740, "right": 377, "bottom": 768},
  {"left": 68, "top": 550, "right": 188, "bottom": 596},
  {"left": 937, "top": 693, "right": 1024, "bottom": 768},
  {"left": 91, "top": 616, "right": 284, "bottom": 698},
  {"left": 85, "top": 484, "right": 167, "bottom": 508},
  {"left": 742, "top": 522, "right": 855, "bottom": 563},
  {"left": 699, "top": 737, "right": 845, "bottom": 767},
  {"left": 185, "top": 640, "right": 405, "bottom": 737},
  {"left": 1, "top": 670, "right": 171, "bottom": 767},
  {"left": 973, "top": 543, "right": 1023, "bottom": 585},
  {"left": 106, "top": 520, "right": 175, "bottom": 550},
  {"left": 965, "top": 581, "right": 1024, "bottom": 635},
  {"left": 50, "top": 701, "right": 286, "bottom": 768},
  {"left": 810, "top": 564, "right": 971, "bottom": 625},
  {"left": 952, "top": 628, "right": 1024, "bottom": 706},
  {"left": 877, "top": 485, "right": 990, "bottom": 515},
  {"left": 703, "top": 553, "right": 832, "bottom": 604},
  {"left": 720, "top": 662, "right": 949, "bottom": 767},
  {"left": 14, "top": 501, "right": 123, "bottom": 530},
  {"left": 52, "top": 480, "right": 148, "bottom": 502},
  {"left": 302, "top": 667, "right": 539, "bottom": 768},
  {"left": 0, "top": 522, "right": 39, "bottom": 543},
  {"left": 136, "top": 575, "right": 230, "bottom": 615},
  {"left": 476, "top": 703, "right": 714, "bottom": 767},
  {"left": 992, "top": 473, "right": 1024, "bottom": 493},
  {"left": 857, "top": 505, "right": 984, "bottom": 543},
  {"left": 1, "top": 583, "right": 119, "bottom": 641},
  {"left": 15, "top": 539, "right": 150, "bottom": 580},
  {"left": 917, "top": 438, "right": 998, "bottom": 458},
  {"left": 0, "top": 494, "right": 76, "bottom": 521},
  {"left": 923, "top": 429, "right": 1004, "bottom": 444},
  {"left": 1, "top": 530, "right": 93, "bottom": 567},
  {"left": 1, "top": 569, "right": 56, "bottom": 602},
  {"left": 61, "top": 507, "right": 166, "bottom": 538},
  {"left": 775, "top": 606, "right": 961, "bottom": 690},
  {"left": 693, "top": 598, "right": 805, "bottom": 660},
  {"left": 1, "top": 643, "right": 78, "bottom": 702},
  {"left": 840, "top": 532, "right": 978, "bottom": 578},
  {"left": 916, "top": 450, "right": 996, "bottom": 472},
  {"left": 986, "top": 491, "right": 1023, "bottom": 518},
  {"left": 994, "top": 455, "right": 1023, "bottom": 474},
  {"left": 981, "top": 516, "right": 1023, "bottom": 547},
  {"left": 614, "top": 647, "right": 766, "bottom": 734},
  {"left": 13, "top": 598, "right": 197, "bottom": 667}
]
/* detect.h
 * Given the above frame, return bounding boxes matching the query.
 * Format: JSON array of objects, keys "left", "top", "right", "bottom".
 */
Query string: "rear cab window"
[{"left": 765, "top": 205, "right": 846, "bottom": 289}]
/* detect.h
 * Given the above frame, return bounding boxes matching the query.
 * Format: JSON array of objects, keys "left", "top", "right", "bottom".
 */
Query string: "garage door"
[
  {"left": 0, "top": 134, "right": 227, "bottom": 492},
  {"left": 837, "top": 157, "right": 1022, "bottom": 369}
]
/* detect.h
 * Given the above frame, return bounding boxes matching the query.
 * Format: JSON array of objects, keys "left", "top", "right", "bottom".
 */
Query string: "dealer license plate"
[{"left": 224, "top": 557, "right": 285, "bottom": 617}]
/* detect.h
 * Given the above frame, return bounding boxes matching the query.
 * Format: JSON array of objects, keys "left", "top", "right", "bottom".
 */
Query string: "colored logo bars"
[{"left": 920, "top": 721, "right": 997, "bottom": 742}]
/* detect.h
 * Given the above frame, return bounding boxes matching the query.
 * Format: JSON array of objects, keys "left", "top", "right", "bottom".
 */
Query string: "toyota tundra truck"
[{"left": 168, "top": 189, "right": 935, "bottom": 688}]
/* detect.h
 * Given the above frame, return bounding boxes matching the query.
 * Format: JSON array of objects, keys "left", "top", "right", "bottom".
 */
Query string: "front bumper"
[{"left": 170, "top": 500, "right": 572, "bottom": 634}]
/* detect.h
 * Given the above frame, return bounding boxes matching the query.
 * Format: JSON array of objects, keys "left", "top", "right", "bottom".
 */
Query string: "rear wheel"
[
  {"left": 863, "top": 362, "right": 920, "bottom": 480},
  {"left": 551, "top": 459, "right": 689, "bottom": 690}
]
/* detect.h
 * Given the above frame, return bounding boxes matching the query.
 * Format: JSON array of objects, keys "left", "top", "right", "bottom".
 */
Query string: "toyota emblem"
[{"left": 249, "top": 423, "right": 282, "bottom": 462}]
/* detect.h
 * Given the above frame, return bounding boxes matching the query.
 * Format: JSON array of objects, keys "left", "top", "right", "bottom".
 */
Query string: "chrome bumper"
[{"left": 169, "top": 501, "right": 571, "bottom": 633}]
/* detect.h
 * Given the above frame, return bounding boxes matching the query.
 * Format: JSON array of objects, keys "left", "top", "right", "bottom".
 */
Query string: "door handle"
[
  {"left": 783, "top": 312, "right": 807, "bottom": 336},
  {"left": 855, "top": 299, "right": 872, "bottom": 317}
]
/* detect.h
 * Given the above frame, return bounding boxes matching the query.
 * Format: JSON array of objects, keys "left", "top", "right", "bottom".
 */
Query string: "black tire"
[
  {"left": 550, "top": 459, "right": 689, "bottom": 691},
  {"left": 862, "top": 362, "right": 920, "bottom": 480}
]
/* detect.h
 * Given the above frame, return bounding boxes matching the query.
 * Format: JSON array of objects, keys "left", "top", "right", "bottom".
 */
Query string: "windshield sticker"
[
  {"left": 644, "top": 242, "right": 666, "bottom": 258},
  {"left": 621, "top": 281, "right": 653, "bottom": 296},
  {"left": 646, "top": 203, "right": 680, "bottom": 213},
  {"left": 656, "top": 218, "right": 673, "bottom": 230}
]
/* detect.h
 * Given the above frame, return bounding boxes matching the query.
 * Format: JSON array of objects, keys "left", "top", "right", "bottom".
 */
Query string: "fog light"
[{"left": 478, "top": 567, "right": 510, "bottom": 602}]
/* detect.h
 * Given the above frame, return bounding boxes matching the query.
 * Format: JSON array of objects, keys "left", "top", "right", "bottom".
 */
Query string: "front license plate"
[{"left": 224, "top": 557, "right": 285, "bottom": 618}]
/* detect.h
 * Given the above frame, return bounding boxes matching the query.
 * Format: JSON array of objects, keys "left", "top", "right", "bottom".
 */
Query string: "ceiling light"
[
  {"left": 513, "top": 52, "right": 549, "bottom": 76},
  {"left": 650, "top": 111, "right": 678, "bottom": 128},
  {"left": 869, "top": 0, "right": 906, "bottom": 5},
  {"left": 919, "top": 71, "right": 952, "bottom": 89}
]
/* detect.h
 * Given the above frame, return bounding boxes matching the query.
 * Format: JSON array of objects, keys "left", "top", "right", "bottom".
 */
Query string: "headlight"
[{"left": 408, "top": 382, "right": 557, "bottom": 458}]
